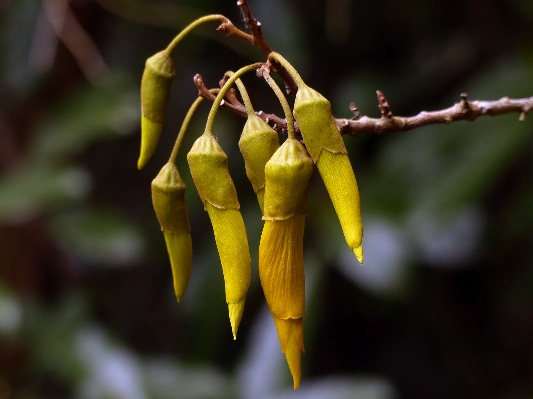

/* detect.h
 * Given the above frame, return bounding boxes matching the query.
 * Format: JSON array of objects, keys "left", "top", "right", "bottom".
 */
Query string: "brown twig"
[
  {"left": 194, "top": 73, "right": 289, "bottom": 131},
  {"left": 337, "top": 94, "right": 533, "bottom": 137},
  {"left": 376, "top": 90, "right": 393, "bottom": 119},
  {"left": 216, "top": 19, "right": 253, "bottom": 43},
  {"left": 236, "top": 0, "right": 298, "bottom": 94}
]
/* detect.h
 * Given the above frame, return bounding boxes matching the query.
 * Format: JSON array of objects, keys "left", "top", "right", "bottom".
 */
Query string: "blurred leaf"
[
  {"left": 24, "top": 295, "right": 88, "bottom": 384},
  {"left": 145, "top": 357, "right": 233, "bottom": 399},
  {"left": 367, "top": 58, "right": 533, "bottom": 221},
  {"left": 0, "top": 0, "right": 41, "bottom": 94},
  {"left": 0, "top": 285, "right": 22, "bottom": 337},
  {"left": 0, "top": 164, "right": 91, "bottom": 224},
  {"left": 50, "top": 207, "right": 145, "bottom": 266},
  {"left": 29, "top": 75, "right": 139, "bottom": 163}
]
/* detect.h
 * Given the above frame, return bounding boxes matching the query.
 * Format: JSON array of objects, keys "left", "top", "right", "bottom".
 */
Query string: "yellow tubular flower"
[
  {"left": 187, "top": 133, "right": 251, "bottom": 339},
  {"left": 259, "top": 138, "right": 313, "bottom": 389},
  {"left": 151, "top": 162, "right": 192, "bottom": 302},
  {"left": 269, "top": 52, "right": 364, "bottom": 263}
]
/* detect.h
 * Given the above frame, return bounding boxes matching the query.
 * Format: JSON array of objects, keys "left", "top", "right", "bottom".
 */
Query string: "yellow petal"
[
  {"left": 317, "top": 150, "right": 364, "bottom": 263},
  {"left": 163, "top": 230, "right": 192, "bottom": 302},
  {"left": 286, "top": 327, "right": 302, "bottom": 390},
  {"left": 273, "top": 317, "right": 305, "bottom": 353},
  {"left": 273, "top": 317, "right": 304, "bottom": 389},
  {"left": 259, "top": 216, "right": 305, "bottom": 319},
  {"left": 353, "top": 244, "right": 364, "bottom": 264},
  {"left": 206, "top": 203, "right": 251, "bottom": 334},
  {"left": 138, "top": 116, "right": 163, "bottom": 170},
  {"left": 228, "top": 299, "right": 245, "bottom": 340}
]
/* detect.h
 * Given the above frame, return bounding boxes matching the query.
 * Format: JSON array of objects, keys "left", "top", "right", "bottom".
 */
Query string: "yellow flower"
[
  {"left": 259, "top": 138, "right": 313, "bottom": 389},
  {"left": 187, "top": 132, "right": 251, "bottom": 339},
  {"left": 151, "top": 162, "right": 192, "bottom": 302}
]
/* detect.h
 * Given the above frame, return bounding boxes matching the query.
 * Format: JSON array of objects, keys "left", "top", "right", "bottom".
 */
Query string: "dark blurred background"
[{"left": 1, "top": 0, "right": 533, "bottom": 398}]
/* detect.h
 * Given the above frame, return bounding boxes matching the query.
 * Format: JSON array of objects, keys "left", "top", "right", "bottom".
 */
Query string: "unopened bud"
[{"left": 138, "top": 51, "right": 175, "bottom": 169}]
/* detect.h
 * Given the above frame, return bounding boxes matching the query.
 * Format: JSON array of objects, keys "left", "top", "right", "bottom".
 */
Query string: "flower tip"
[
  {"left": 228, "top": 300, "right": 246, "bottom": 340},
  {"left": 285, "top": 331, "right": 302, "bottom": 390},
  {"left": 138, "top": 116, "right": 162, "bottom": 170},
  {"left": 353, "top": 244, "right": 364, "bottom": 264},
  {"left": 137, "top": 156, "right": 146, "bottom": 170}
]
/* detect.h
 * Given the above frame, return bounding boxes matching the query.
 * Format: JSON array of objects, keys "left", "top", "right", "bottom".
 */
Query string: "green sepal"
[
  {"left": 239, "top": 114, "right": 279, "bottom": 211},
  {"left": 151, "top": 162, "right": 190, "bottom": 233},
  {"left": 163, "top": 229, "right": 193, "bottom": 302},
  {"left": 141, "top": 50, "right": 175, "bottom": 123},
  {"left": 263, "top": 138, "right": 314, "bottom": 220},
  {"left": 293, "top": 85, "right": 347, "bottom": 162},
  {"left": 187, "top": 133, "right": 240, "bottom": 210},
  {"left": 138, "top": 51, "right": 175, "bottom": 169}
]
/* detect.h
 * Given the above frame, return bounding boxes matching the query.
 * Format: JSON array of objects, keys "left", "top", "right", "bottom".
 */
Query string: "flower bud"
[
  {"left": 238, "top": 114, "right": 279, "bottom": 213},
  {"left": 187, "top": 133, "right": 251, "bottom": 338},
  {"left": 151, "top": 162, "right": 192, "bottom": 301},
  {"left": 293, "top": 84, "right": 364, "bottom": 263},
  {"left": 138, "top": 51, "right": 175, "bottom": 170}
]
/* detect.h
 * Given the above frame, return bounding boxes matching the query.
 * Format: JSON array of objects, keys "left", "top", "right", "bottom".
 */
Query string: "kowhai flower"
[
  {"left": 187, "top": 132, "right": 251, "bottom": 339},
  {"left": 259, "top": 137, "right": 313, "bottom": 389},
  {"left": 151, "top": 162, "right": 192, "bottom": 302}
]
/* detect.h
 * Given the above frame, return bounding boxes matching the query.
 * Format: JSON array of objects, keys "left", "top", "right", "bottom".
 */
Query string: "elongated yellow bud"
[
  {"left": 205, "top": 203, "right": 251, "bottom": 339},
  {"left": 267, "top": 52, "right": 364, "bottom": 263},
  {"left": 239, "top": 114, "right": 279, "bottom": 213},
  {"left": 259, "top": 138, "right": 313, "bottom": 389},
  {"left": 151, "top": 162, "right": 192, "bottom": 301},
  {"left": 162, "top": 230, "right": 192, "bottom": 302},
  {"left": 316, "top": 151, "right": 363, "bottom": 262},
  {"left": 187, "top": 133, "right": 251, "bottom": 338},
  {"left": 139, "top": 51, "right": 175, "bottom": 169},
  {"left": 294, "top": 86, "right": 364, "bottom": 262}
]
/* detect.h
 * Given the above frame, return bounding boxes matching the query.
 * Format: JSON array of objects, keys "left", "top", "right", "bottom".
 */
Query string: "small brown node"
[
  {"left": 376, "top": 90, "right": 392, "bottom": 119},
  {"left": 460, "top": 93, "right": 470, "bottom": 109},
  {"left": 349, "top": 102, "right": 361, "bottom": 120}
]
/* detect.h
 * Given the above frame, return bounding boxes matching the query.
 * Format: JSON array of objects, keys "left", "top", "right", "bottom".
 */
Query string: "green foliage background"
[{"left": 1, "top": 0, "right": 533, "bottom": 398}]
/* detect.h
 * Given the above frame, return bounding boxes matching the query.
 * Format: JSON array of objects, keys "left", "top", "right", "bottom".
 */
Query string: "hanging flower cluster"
[{"left": 138, "top": 15, "right": 363, "bottom": 390}]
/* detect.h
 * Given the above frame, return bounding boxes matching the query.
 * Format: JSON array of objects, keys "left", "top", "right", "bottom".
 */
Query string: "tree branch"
[{"left": 337, "top": 92, "right": 533, "bottom": 137}]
